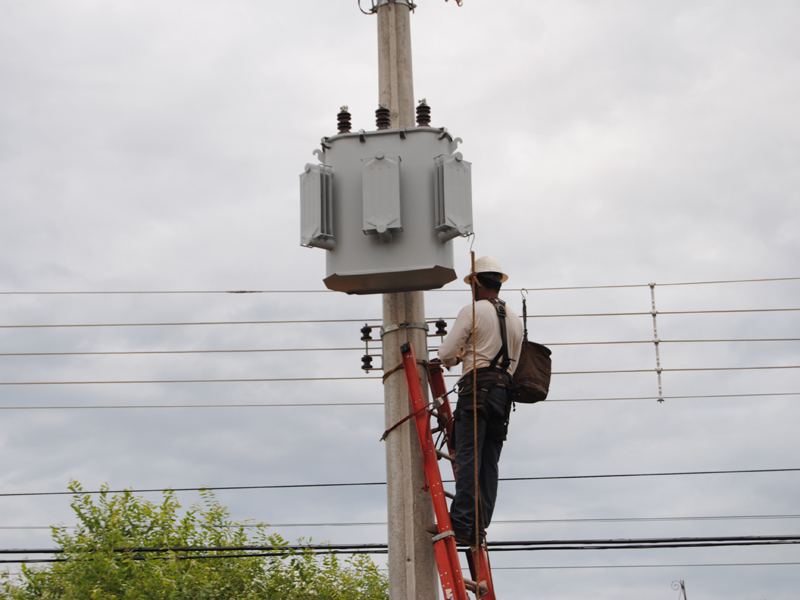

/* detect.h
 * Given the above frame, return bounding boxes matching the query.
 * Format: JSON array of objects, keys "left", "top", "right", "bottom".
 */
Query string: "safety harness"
[{"left": 455, "top": 298, "right": 513, "bottom": 412}]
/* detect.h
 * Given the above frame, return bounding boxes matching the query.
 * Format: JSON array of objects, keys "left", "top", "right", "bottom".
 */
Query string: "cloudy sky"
[{"left": 1, "top": 1, "right": 799, "bottom": 598}]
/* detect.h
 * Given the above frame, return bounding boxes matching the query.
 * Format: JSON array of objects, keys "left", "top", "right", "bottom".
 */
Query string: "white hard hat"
[{"left": 464, "top": 256, "right": 509, "bottom": 284}]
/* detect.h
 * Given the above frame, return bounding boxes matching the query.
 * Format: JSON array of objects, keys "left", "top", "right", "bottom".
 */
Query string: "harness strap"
[{"left": 487, "top": 297, "right": 511, "bottom": 373}]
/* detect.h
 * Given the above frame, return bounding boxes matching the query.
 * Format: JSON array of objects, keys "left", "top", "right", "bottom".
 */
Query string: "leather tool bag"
[
  {"left": 513, "top": 297, "right": 552, "bottom": 404},
  {"left": 513, "top": 340, "right": 551, "bottom": 403}
]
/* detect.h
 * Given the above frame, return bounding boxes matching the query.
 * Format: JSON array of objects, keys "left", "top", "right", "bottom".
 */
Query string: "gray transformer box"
[{"left": 300, "top": 127, "right": 473, "bottom": 295}]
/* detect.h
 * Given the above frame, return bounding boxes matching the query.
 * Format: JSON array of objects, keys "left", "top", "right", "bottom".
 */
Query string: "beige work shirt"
[{"left": 438, "top": 299, "right": 524, "bottom": 377}]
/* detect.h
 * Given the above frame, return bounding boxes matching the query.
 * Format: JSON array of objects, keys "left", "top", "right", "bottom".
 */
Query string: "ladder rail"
[
  {"left": 400, "top": 342, "right": 470, "bottom": 600},
  {"left": 428, "top": 357, "right": 497, "bottom": 600},
  {"left": 401, "top": 343, "right": 497, "bottom": 600}
]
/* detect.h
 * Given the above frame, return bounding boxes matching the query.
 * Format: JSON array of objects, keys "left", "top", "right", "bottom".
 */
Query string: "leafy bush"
[{"left": 1, "top": 482, "right": 387, "bottom": 600}]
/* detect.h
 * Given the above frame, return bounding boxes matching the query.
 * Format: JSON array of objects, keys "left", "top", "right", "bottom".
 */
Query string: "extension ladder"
[{"left": 400, "top": 341, "right": 497, "bottom": 600}]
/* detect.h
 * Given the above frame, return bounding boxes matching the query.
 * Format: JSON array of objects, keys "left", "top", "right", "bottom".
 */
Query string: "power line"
[
  {"left": 2, "top": 364, "right": 797, "bottom": 386},
  {"left": 1, "top": 276, "right": 797, "bottom": 295},
  {"left": 492, "top": 561, "right": 800, "bottom": 570},
  {"left": 1, "top": 467, "right": 796, "bottom": 498},
  {"left": 1, "top": 307, "right": 798, "bottom": 330},
  {"left": 1, "top": 338, "right": 796, "bottom": 358},
  {"left": 1, "top": 392, "right": 796, "bottom": 410},
  {"left": 0, "top": 376, "right": 382, "bottom": 386},
  {"left": 0, "top": 402, "right": 384, "bottom": 410},
  {"left": 2, "top": 534, "right": 799, "bottom": 564},
  {"left": 0, "top": 347, "right": 365, "bottom": 357},
  {"left": 5, "top": 513, "right": 799, "bottom": 530},
  {"left": 0, "top": 318, "right": 383, "bottom": 329}
]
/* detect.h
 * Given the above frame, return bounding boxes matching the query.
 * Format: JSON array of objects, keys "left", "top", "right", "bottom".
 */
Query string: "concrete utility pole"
[{"left": 377, "top": 3, "right": 440, "bottom": 599}]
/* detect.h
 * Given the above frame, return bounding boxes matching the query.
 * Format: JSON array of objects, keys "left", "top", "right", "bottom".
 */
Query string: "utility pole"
[
  {"left": 377, "top": 4, "right": 439, "bottom": 599},
  {"left": 299, "top": 2, "right": 473, "bottom": 597}
]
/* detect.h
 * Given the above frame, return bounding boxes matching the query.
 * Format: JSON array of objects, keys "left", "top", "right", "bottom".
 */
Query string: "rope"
[
  {"left": 379, "top": 401, "right": 432, "bottom": 441},
  {"left": 470, "top": 251, "right": 481, "bottom": 583},
  {"left": 381, "top": 358, "right": 427, "bottom": 382},
  {"left": 382, "top": 363, "right": 405, "bottom": 382}
]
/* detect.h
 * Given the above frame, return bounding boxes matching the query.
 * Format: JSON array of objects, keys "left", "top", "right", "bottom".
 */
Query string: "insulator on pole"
[
  {"left": 416, "top": 99, "right": 431, "bottom": 127},
  {"left": 376, "top": 104, "right": 391, "bottom": 130},
  {"left": 338, "top": 106, "right": 352, "bottom": 133}
]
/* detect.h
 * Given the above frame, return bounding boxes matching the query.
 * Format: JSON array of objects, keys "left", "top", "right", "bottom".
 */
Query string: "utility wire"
[
  {"left": 0, "top": 347, "right": 364, "bottom": 357},
  {"left": 2, "top": 365, "right": 797, "bottom": 385},
  {"left": 0, "top": 402, "right": 384, "bottom": 410},
  {"left": 2, "top": 535, "right": 799, "bottom": 564},
  {"left": 1, "top": 468, "right": 796, "bottom": 498},
  {"left": 5, "top": 513, "right": 799, "bottom": 530},
  {"left": 1, "top": 307, "right": 798, "bottom": 329},
  {"left": 1, "top": 392, "right": 796, "bottom": 410},
  {"left": 0, "top": 318, "right": 382, "bottom": 329},
  {"left": 491, "top": 561, "right": 800, "bottom": 570},
  {"left": 1, "top": 276, "right": 797, "bottom": 295},
  {"left": 1, "top": 338, "right": 796, "bottom": 358}
]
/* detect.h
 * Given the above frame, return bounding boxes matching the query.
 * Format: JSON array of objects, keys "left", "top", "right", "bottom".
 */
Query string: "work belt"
[{"left": 455, "top": 367, "right": 512, "bottom": 413}]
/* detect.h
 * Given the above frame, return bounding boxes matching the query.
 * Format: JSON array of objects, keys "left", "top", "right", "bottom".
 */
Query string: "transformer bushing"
[{"left": 300, "top": 122, "right": 473, "bottom": 295}]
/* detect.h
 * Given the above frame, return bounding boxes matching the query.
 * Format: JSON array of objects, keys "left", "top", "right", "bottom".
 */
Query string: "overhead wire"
[
  {"left": 1, "top": 467, "right": 796, "bottom": 498},
  {"left": 1, "top": 392, "right": 797, "bottom": 410},
  {"left": 1, "top": 276, "right": 797, "bottom": 295},
  {"left": 1, "top": 364, "right": 797, "bottom": 385},
  {"left": 5, "top": 513, "right": 800, "bottom": 530},
  {"left": 1, "top": 307, "right": 798, "bottom": 329},
  {"left": 2, "top": 534, "right": 799, "bottom": 564},
  {"left": 1, "top": 337, "right": 796, "bottom": 358},
  {"left": 491, "top": 561, "right": 800, "bottom": 570}
]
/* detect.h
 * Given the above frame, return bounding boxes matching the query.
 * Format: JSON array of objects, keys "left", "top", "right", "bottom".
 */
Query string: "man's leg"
[
  {"left": 478, "top": 387, "right": 509, "bottom": 530},
  {"left": 449, "top": 408, "right": 487, "bottom": 538},
  {"left": 478, "top": 435, "right": 503, "bottom": 529}
]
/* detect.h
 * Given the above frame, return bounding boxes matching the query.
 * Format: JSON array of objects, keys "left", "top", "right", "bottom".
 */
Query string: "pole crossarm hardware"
[
  {"left": 401, "top": 342, "right": 497, "bottom": 599},
  {"left": 359, "top": 0, "right": 418, "bottom": 15},
  {"left": 380, "top": 321, "right": 430, "bottom": 337}
]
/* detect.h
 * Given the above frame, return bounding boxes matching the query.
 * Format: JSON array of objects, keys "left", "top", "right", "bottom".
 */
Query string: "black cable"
[
  {"left": 2, "top": 338, "right": 795, "bottom": 358},
  {"left": 1, "top": 467, "right": 796, "bottom": 498},
  {"left": 2, "top": 534, "right": 799, "bottom": 564},
  {"left": 0, "top": 402, "right": 384, "bottom": 410},
  {"left": 2, "top": 364, "right": 796, "bottom": 386},
  {"left": 0, "top": 375, "right": 382, "bottom": 386},
  {"left": 0, "top": 318, "right": 383, "bottom": 329},
  {"left": 1, "top": 276, "right": 796, "bottom": 295},
  {"left": 1, "top": 392, "right": 797, "bottom": 411},
  {"left": 0, "top": 347, "right": 364, "bottom": 357},
  {"left": 2, "top": 307, "right": 797, "bottom": 329},
  {"left": 491, "top": 561, "right": 800, "bottom": 570},
  {"left": 5, "top": 513, "right": 799, "bottom": 530}
]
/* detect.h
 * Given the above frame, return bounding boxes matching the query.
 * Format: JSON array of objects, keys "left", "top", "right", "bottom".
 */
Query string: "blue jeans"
[{"left": 449, "top": 386, "right": 509, "bottom": 538}]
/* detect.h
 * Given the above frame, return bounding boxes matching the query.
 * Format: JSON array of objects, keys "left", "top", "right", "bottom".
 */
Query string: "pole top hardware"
[
  {"left": 381, "top": 322, "right": 429, "bottom": 338},
  {"left": 359, "top": 0, "right": 417, "bottom": 15}
]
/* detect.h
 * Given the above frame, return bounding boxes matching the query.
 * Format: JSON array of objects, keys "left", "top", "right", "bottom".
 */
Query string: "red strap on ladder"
[{"left": 400, "top": 342, "right": 497, "bottom": 600}]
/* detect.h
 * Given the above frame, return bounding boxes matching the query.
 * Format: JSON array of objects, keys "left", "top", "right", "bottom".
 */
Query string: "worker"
[{"left": 437, "top": 256, "right": 524, "bottom": 545}]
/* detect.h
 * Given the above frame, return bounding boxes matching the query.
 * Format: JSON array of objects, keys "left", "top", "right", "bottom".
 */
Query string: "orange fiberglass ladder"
[{"left": 400, "top": 341, "right": 497, "bottom": 600}]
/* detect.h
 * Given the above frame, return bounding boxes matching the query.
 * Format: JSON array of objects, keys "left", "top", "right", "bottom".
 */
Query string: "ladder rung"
[
  {"left": 436, "top": 449, "right": 455, "bottom": 462},
  {"left": 444, "top": 490, "right": 454, "bottom": 500},
  {"left": 463, "top": 578, "right": 489, "bottom": 595}
]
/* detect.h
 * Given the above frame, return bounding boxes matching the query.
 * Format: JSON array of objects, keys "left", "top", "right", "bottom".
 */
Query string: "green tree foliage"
[{"left": 1, "top": 482, "right": 387, "bottom": 600}]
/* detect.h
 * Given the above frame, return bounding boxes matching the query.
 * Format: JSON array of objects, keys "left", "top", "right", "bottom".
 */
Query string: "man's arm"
[{"left": 438, "top": 305, "right": 472, "bottom": 368}]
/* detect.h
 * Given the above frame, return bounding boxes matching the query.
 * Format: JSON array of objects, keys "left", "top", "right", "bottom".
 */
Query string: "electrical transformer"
[{"left": 300, "top": 111, "right": 473, "bottom": 295}]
